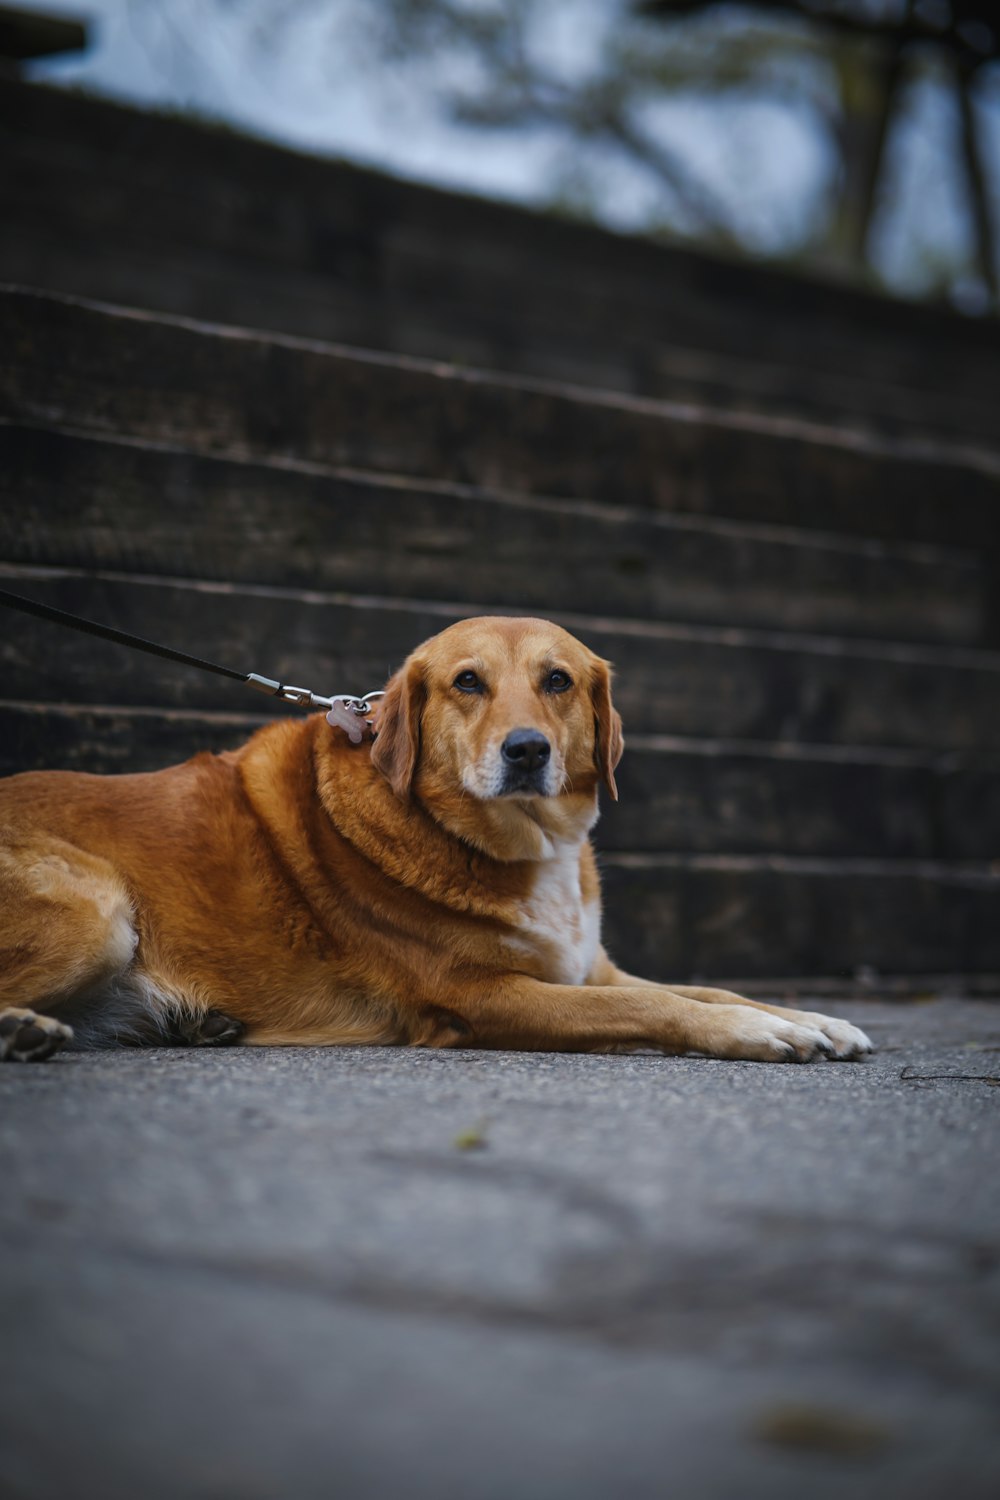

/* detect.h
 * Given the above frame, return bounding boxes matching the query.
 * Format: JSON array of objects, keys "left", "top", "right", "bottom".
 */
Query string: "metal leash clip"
[{"left": 246, "top": 674, "right": 385, "bottom": 743}]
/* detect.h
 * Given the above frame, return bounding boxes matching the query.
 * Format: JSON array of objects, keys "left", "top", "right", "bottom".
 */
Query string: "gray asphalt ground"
[{"left": 2, "top": 998, "right": 999, "bottom": 1500}]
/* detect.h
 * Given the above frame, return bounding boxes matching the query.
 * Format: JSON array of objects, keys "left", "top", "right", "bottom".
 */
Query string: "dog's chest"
[{"left": 511, "top": 846, "right": 600, "bottom": 986}]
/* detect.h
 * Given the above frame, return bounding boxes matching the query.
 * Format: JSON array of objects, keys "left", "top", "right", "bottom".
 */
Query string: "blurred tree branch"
[
  {"left": 367, "top": 0, "right": 916, "bottom": 265},
  {"left": 126, "top": 0, "right": 1000, "bottom": 304}
]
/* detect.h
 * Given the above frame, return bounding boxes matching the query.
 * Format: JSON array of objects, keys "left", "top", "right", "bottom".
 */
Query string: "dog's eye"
[
  {"left": 453, "top": 670, "right": 483, "bottom": 694},
  {"left": 545, "top": 670, "right": 573, "bottom": 693}
]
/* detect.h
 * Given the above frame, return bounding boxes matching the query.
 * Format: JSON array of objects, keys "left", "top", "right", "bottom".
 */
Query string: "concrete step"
[
  {"left": 4, "top": 80, "right": 1000, "bottom": 441},
  {"left": 3, "top": 567, "right": 1000, "bottom": 752},
  {"left": 1, "top": 421, "right": 988, "bottom": 648},
  {"left": 601, "top": 854, "right": 1000, "bottom": 983},
  {"left": 2, "top": 701, "right": 997, "bottom": 863},
  {"left": 2, "top": 286, "right": 998, "bottom": 564}
]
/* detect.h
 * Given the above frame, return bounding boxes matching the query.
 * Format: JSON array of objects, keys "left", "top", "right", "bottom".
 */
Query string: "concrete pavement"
[{"left": 2, "top": 998, "right": 999, "bottom": 1499}]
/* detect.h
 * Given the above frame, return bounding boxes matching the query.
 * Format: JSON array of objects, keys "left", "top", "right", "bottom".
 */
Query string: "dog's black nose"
[{"left": 501, "top": 729, "right": 551, "bottom": 772}]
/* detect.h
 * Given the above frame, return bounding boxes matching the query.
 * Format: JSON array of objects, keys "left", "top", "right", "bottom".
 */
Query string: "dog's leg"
[
  {"left": 427, "top": 976, "right": 852, "bottom": 1062},
  {"left": 0, "top": 838, "right": 138, "bottom": 1061},
  {"left": 248, "top": 977, "right": 867, "bottom": 1062},
  {"left": 586, "top": 954, "right": 872, "bottom": 1060}
]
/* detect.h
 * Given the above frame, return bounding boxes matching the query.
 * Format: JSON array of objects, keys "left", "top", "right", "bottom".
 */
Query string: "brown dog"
[{"left": 0, "top": 615, "right": 871, "bottom": 1064}]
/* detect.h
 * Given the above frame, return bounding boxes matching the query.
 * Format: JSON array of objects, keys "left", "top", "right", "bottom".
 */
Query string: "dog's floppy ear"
[
  {"left": 370, "top": 657, "right": 425, "bottom": 801},
  {"left": 591, "top": 657, "right": 624, "bottom": 802}
]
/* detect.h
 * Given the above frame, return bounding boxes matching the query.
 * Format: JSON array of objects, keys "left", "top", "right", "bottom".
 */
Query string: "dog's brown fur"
[{"left": 0, "top": 616, "right": 871, "bottom": 1063}]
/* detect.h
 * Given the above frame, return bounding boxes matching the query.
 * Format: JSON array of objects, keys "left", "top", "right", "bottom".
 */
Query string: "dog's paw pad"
[{"left": 0, "top": 1008, "right": 73, "bottom": 1062}]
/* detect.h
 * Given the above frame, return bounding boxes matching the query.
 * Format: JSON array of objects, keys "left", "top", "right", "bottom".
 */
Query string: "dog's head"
[{"left": 368, "top": 617, "right": 623, "bottom": 854}]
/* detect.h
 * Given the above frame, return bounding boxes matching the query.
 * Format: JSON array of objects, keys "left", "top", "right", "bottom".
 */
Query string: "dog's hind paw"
[
  {"left": 174, "top": 1008, "right": 246, "bottom": 1048},
  {"left": 0, "top": 1007, "right": 73, "bottom": 1062}
]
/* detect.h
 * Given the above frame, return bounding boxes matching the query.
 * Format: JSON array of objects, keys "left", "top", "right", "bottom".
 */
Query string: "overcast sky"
[{"left": 19, "top": 0, "right": 1000, "bottom": 305}]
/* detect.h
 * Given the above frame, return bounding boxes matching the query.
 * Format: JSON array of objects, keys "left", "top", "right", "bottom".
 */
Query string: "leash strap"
[
  {"left": 0, "top": 585, "right": 247, "bottom": 682},
  {"left": 0, "top": 584, "right": 384, "bottom": 721}
]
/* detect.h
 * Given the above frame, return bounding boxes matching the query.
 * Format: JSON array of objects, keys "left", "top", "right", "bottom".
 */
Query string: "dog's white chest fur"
[{"left": 513, "top": 843, "right": 600, "bottom": 986}]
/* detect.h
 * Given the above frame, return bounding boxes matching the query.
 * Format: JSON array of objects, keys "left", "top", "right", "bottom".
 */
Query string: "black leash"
[
  {"left": 0, "top": 584, "right": 383, "bottom": 720},
  {"left": 0, "top": 585, "right": 247, "bottom": 683}
]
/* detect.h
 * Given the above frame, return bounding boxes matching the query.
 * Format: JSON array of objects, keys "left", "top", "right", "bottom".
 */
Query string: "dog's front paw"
[
  {"left": 0, "top": 1007, "right": 73, "bottom": 1062},
  {"left": 795, "top": 1011, "right": 873, "bottom": 1060},
  {"left": 699, "top": 1006, "right": 840, "bottom": 1064}
]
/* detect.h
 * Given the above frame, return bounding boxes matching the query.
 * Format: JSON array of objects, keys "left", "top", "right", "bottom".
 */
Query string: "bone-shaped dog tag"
[{"left": 326, "top": 697, "right": 368, "bottom": 744}]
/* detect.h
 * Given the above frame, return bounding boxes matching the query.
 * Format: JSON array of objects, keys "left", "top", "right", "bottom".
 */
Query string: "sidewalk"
[{"left": 2, "top": 998, "right": 998, "bottom": 1499}]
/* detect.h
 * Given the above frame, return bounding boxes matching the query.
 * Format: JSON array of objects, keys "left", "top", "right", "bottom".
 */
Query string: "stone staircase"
[{"left": 2, "top": 82, "right": 999, "bottom": 994}]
